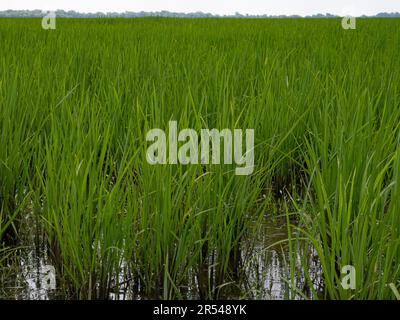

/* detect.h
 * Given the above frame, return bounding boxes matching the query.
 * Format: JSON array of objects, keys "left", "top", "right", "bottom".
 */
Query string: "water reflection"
[{"left": 1, "top": 214, "right": 322, "bottom": 300}]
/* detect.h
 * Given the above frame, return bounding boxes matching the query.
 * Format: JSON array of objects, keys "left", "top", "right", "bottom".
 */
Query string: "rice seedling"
[{"left": 0, "top": 17, "right": 399, "bottom": 299}]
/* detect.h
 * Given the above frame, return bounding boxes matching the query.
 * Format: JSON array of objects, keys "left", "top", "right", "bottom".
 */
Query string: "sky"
[{"left": 1, "top": 1, "right": 400, "bottom": 17}]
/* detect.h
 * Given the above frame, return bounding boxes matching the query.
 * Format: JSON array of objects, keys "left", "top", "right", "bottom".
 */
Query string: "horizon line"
[{"left": 1, "top": 9, "right": 400, "bottom": 18}]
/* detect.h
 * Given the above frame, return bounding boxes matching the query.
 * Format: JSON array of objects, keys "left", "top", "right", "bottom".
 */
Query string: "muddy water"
[
  {"left": 1, "top": 213, "right": 61, "bottom": 299},
  {"left": 0, "top": 213, "right": 322, "bottom": 300},
  {"left": 243, "top": 217, "right": 323, "bottom": 299}
]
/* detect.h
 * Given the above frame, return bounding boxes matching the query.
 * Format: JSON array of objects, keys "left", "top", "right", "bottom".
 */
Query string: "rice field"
[{"left": 1, "top": 17, "right": 400, "bottom": 300}]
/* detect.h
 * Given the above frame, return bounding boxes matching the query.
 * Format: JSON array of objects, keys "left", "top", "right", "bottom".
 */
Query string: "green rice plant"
[
  {"left": 1, "top": 17, "right": 399, "bottom": 299},
  {"left": 295, "top": 89, "right": 400, "bottom": 298}
]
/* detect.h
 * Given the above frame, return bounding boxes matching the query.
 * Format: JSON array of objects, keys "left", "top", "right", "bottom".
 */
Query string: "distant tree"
[{"left": 0, "top": 9, "right": 399, "bottom": 18}]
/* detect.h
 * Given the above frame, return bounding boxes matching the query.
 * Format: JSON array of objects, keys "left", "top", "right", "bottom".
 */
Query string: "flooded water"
[
  {"left": 1, "top": 213, "right": 60, "bottom": 299},
  {"left": 0, "top": 212, "right": 322, "bottom": 300},
  {"left": 244, "top": 216, "right": 323, "bottom": 299}
]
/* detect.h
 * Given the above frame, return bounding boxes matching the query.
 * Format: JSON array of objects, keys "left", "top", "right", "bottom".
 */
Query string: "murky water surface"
[{"left": 1, "top": 213, "right": 322, "bottom": 300}]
